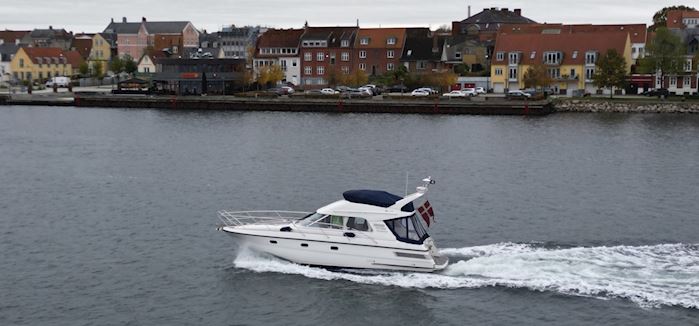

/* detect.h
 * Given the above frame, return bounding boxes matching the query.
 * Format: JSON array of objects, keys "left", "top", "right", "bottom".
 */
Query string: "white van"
[{"left": 45, "top": 76, "right": 70, "bottom": 88}]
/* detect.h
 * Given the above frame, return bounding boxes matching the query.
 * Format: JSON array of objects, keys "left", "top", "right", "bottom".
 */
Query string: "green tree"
[
  {"left": 109, "top": 57, "right": 124, "bottom": 74},
  {"left": 123, "top": 55, "right": 137, "bottom": 74},
  {"left": 79, "top": 62, "right": 89, "bottom": 76},
  {"left": 592, "top": 49, "right": 628, "bottom": 98},
  {"left": 639, "top": 27, "right": 686, "bottom": 86},
  {"left": 650, "top": 6, "right": 696, "bottom": 31},
  {"left": 522, "top": 64, "right": 553, "bottom": 90},
  {"left": 91, "top": 61, "right": 103, "bottom": 78}
]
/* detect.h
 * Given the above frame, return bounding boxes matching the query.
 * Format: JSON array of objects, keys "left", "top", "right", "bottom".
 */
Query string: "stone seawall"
[{"left": 555, "top": 99, "right": 699, "bottom": 113}]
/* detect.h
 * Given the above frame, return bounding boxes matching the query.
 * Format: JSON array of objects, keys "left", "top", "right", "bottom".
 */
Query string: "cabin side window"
[
  {"left": 384, "top": 214, "right": 429, "bottom": 244},
  {"left": 346, "top": 217, "right": 370, "bottom": 232}
]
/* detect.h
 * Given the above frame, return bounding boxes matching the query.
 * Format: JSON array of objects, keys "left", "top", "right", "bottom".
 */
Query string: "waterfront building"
[
  {"left": 152, "top": 58, "right": 245, "bottom": 95},
  {"left": 299, "top": 25, "right": 358, "bottom": 87},
  {"left": 253, "top": 28, "right": 304, "bottom": 86},
  {"left": 490, "top": 31, "right": 632, "bottom": 95},
  {"left": 10, "top": 47, "right": 83, "bottom": 82},
  {"left": 70, "top": 34, "right": 94, "bottom": 60},
  {"left": 354, "top": 28, "right": 405, "bottom": 77},
  {"left": 103, "top": 17, "right": 199, "bottom": 59},
  {"left": 661, "top": 9, "right": 699, "bottom": 95},
  {"left": 88, "top": 33, "right": 117, "bottom": 74},
  {"left": 400, "top": 28, "right": 448, "bottom": 73},
  {"left": 20, "top": 26, "right": 74, "bottom": 50},
  {"left": 0, "top": 43, "right": 19, "bottom": 83}
]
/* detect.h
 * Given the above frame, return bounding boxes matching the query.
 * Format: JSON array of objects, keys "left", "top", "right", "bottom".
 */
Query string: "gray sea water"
[{"left": 1, "top": 106, "right": 698, "bottom": 325}]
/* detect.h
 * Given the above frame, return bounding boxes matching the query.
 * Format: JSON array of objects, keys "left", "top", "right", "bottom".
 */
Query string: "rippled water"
[{"left": 1, "top": 106, "right": 698, "bottom": 325}]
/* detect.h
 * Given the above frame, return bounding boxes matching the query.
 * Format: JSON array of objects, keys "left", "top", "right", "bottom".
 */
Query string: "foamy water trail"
[{"left": 233, "top": 243, "right": 699, "bottom": 309}]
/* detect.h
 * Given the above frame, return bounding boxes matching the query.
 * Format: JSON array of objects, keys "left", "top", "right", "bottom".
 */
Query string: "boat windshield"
[
  {"left": 296, "top": 212, "right": 344, "bottom": 229},
  {"left": 384, "top": 214, "right": 429, "bottom": 244},
  {"left": 297, "top": 212, "right": 326, "bottom": 226}
]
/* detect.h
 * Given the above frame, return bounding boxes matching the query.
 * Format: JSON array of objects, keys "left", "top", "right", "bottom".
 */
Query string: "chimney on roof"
[
  {"left": 142, "top": 17, "right": 146, "bottom": 22},
  {"left": 514, "top": 9, "right": 522, "bottom": 16},
  {"left": 111, "top": 18, "right": 114, "bottom": 23},
  {"left": 49, "top": 25, "right": 53, "bottom": 30},
  {"left": 122, "top": 17, "right": 127, "bottom": 23},
  {"left": 451, "top": 21, "right": 460, "bottom": 36},
  {"left": 468, "top": 5, "right": 471, "bottom": 17}
]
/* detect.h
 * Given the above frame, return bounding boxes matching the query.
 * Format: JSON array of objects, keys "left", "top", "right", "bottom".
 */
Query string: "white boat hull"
[{"left": 222, "top": 227, "right": 448, "bottom": 272}]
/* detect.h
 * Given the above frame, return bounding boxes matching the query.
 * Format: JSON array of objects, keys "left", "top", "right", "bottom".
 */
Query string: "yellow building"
[
  {"left": 490, "top": 31, "right": 632, "bottom": 95},
  {"left": 88, "top": 33, "right": 114, "bottom": 73},
  {"left": 11, "top": 47, "right": 83, "bottom": 82}
]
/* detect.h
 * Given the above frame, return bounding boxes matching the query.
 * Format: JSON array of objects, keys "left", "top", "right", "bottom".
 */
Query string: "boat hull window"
[{"left": 385, "top": 214, "right": 429, "bottom": 244}]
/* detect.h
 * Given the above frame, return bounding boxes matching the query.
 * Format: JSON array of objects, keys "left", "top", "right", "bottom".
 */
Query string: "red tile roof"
[
  {"left": 70, "top": 38, "right": 93, "bottom": 59},
  {"left": 0, "top": 30, "right": 30, "bottom": 43},
  {"left": 256, "top": 28, "right": 304, "bottom": 49},
  {"left": 356, "top": 28, "right": 406, "bottom": 49},
  {"left": 499, "top": 23, "right": 646, "bottom": 44},
  {"left": 493, "top": 32, "right": 629, "bottom": 66},
  {"left": 667, "top": 9, "right": 699, "bottom": 29},
  {"left": 21, "top": 47, "right": 83, "bottom": 66}
]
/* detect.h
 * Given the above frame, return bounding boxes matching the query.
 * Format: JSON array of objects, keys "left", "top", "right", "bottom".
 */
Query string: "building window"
[
  {"left": 304, "top": 52, "right": 312, "bottom": 61},
  {"left": 341, "top": 66, "right": 349, "bottom": 74},
  {"left": 19, "top": 58, "right": 24, "bottom": 68},
  {"left": 387, "top": 63, "right": 395, "bottom": 71},
  {"left": 670, "top": 76, "right": 677, "bottom": 86},
  {"left": 508, "top": 67, "right": 517, "bottom": 80},
  {"left": 585, "top": 68, "right": 595, "bottom": 80},
  {"left": 508, "top": 52, "right": 520, "bottom": 65},
  {"left": 359, "top": 63, "right": 366, "bottom": 71},
  {"left": 292, "top": 60, "right": 297, "bottom": 67},
  {"left": 684, "top": 59, "right": 692, "bottom": 72},
  {"left": 495, "top": 68, "right": 503, "bottom": 75},
  {"left": 543, "top": 52, "right": 562, "bottom": 65},
  {"left": 417, "top": 61, "right": 427, "bottom": 70},
  {"left": 585, "top": 52, "right": 597, "bottom": 65},
  {"left": 455, "top": 51, "right": 461, "bottom": 59},
  {"left": 317, "top": 52, "right": 324, "bottom": 61},
  {"left": 360, "top": 37, "right": 369, "bottom": 45},
  {"left": 570, "top": 68, "right": 576, "bottom": 78},
  {"left": 304, "top": 66, "right": 312, "bottom": 75},
  {"left": 359, "top": 50, "right": 366, "bottom": 59},
  {"left": 341, "top": 52, "right": 349, "bottom": 61},
  {"left": 387, "top": 50, "right": 395, "bottom": 58},
  {"left": 548, "top": 68, "right": 560, "bottom": 79},
  {"left": 684, "top": 76, "right": 691, "bottom": 87},
  {"left": 341, "top": 40, "right": 349, "bottom": 47},
  {"left": 496, "top": 52, "right": 504, "bottom": 61},
  {"left": 387, "top": 37, "right": 396, "bottom": 45},
  {"left": 317, "top": 66, "right": 325, "bottom": 75}
]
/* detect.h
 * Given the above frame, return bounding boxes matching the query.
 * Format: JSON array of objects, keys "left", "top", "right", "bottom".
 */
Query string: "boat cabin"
[{"left": 296, "top": 190, "right": 430, "bottom": 244}]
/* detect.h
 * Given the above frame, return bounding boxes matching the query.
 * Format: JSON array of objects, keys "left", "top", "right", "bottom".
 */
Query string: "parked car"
[
  {"left": 321, "top": 88, "right": 340, "bottom": 95},
  {"left": 461, "top": 88, "right": 478, "bottom": 97},
  {"left": 45, "top": 76, "right": 70, "bottom": 88},
  {"left": 357, "top": 86, "right": 375, "bottom": 96},
  {"left": 362, "top": 84, "right": 382, "bottom": 95},
  {"left": 416, "top": 87, "right": 438, "bottom": 94},
  {"left": 443, "top": 90, "right": 466, "bottom": 97},
  {"left": 506, "top": 90, "right": 532, "bottom": 100},
  {"left": 475, "top": 87, "right": 486, "bottom": 95},
  {"left": 387, "top": 85, "right": 409, "bottom": 93},
  {"left": 411, "top": 89, "right": 430, "bottom": 96},
  {"left": 642, "top": 88, "right": 670, "bottom": 97},
  {"left": 280, "top": 86, "right": 295, "bottom": 95}
]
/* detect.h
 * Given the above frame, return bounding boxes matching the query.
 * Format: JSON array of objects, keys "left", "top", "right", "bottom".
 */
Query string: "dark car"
[
  {"left": 642, "top": 88, "right": 670, "bottom": 97},
  {"left": 387, "top": 85, "right": 409, "bottom": 93}
]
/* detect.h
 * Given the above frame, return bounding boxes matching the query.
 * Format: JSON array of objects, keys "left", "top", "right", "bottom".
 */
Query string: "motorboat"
[{"left": 217, "top": 177, "right": 448, "bottom": 272}]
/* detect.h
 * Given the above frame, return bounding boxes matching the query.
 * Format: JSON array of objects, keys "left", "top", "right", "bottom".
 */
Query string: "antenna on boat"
[{"left": 404, "top": 172, "right": 409, "bottom": 196}]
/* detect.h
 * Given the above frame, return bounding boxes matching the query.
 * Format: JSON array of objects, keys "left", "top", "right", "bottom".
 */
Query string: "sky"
[{"left": 0, "top": 0, "right": 689, "bottom": 33}]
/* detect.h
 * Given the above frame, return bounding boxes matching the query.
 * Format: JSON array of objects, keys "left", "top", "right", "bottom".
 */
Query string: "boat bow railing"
[{"left": 218, "top": 210, "right": 311, "bottom": 228}]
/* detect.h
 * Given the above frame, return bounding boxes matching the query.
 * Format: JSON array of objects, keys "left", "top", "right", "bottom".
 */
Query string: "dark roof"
[
  {"left": 104, "top": 22, "right": 141, "bottom": 34},
  {"left": 257, "top": 28, "right": 304, "bottom": 49},
  {"left": 0, "top": 43, "right": 19, "bottom": 61},
  {"left": 343, "top": 190, "right": 414, "bottom": 212},
  {"left": 400, "top": 28, "right": 444, "bottom": 61},
  {"left": 0, "top": 30, "right": 30, "bottom": 43},
  {"left": 98, "top": 33, "right": 118, "bottom": 46},
  {"left": 301, "top": 27, "right": 358, "bottom": 47},
  {"left": 70, "top": 38, "right": 93, "bottom": 59},
  {"left": 28, "top": 28, "right": 73, "bottom": 40},
  {"left": 461, "top": 8, "right": 536, "bottom": 26},
  {"left": 145, "top": 21, "right": 191, "bottom": 34}
]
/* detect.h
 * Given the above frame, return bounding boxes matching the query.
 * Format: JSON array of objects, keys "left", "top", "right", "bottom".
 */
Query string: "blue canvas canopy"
[{"left": 342, "top": 190, "right": 415, "bottom": 212}]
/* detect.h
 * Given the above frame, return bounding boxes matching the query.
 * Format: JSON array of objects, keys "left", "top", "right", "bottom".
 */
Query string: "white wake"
[{"left": 232, "top": 242, "right": 699, "bottom": 309}]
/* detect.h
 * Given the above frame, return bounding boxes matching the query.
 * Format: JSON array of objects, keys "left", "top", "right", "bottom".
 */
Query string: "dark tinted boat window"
[{"left": 385, "top": 214, "right": 428, "bottom": 244}]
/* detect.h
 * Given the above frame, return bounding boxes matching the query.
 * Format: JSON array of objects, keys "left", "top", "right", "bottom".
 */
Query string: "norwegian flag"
[{"left": 417, "top": 200, "right": 435, "bottom": 227}]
